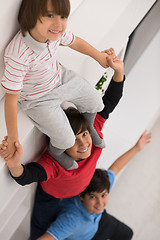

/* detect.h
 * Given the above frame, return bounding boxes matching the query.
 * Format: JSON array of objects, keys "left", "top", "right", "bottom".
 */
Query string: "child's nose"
[
  {"left": 97, "top": 198, "right": 103, "bottom": 206},
  {"left": 78, "top": 139, "right": 85, "bottom": 147},
  {"left": 53, "top": 17, "right": 61, "bottom": 26}
]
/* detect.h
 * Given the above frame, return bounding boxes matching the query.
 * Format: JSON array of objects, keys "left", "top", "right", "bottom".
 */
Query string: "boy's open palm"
[{"left": 135, "top": 131, "right": 152, "bottom": 152}]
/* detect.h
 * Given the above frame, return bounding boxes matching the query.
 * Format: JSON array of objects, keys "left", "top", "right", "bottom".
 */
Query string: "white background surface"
[
  {"left": 98, "top": 29, "right": 160, "bottom": 240},
  {"left": 0, "top": 0, "right": 159, "bottom": 239}
]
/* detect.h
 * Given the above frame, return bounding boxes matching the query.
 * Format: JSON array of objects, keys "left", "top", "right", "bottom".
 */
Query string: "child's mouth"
[
  {"left": 49, "top": 30, "right": 60, "bottom": 34},
  {"left": 77, "top": 146, "right": 89, "bottom": 153}
]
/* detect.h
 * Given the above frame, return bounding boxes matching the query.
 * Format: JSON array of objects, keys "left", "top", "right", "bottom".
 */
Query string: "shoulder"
[
  {"left": 4, "top": 31, "right": 32, "bottom": 65},
  {"left": 60, "top": 29, "right": 75, "bottom": 46},
  {"left": 106, "top": 170, "right": 115, "bottom": 191},
  {"left": 38, "top": 151, "right": 59, "bottom": 178},
  {"left": 95, "top": 113, "right": 106, "bottom": 125},
  {"left": 59, "top": 198, "right": 83, "bottom": 224},
  {"left": 94, "top": 113, "right": 106, "bottom": 135}
]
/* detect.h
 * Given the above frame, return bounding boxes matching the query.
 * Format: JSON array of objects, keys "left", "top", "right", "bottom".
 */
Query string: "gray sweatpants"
[{"left": 19, "top": 66, "right": 104, "bottom": 149}]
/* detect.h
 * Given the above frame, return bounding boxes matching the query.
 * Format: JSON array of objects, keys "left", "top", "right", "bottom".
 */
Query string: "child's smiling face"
[
  {"left": 65, "top": 130, "right": 92, "bottom": 161},
  {"left": 30, "top": 0, "right": 68, "bottom": 42},
  {"left": 79, "top": 190, "right": 109, "bottom": 214}
]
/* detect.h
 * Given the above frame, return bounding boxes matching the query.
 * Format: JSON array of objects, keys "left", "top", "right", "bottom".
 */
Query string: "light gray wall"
[{"left": 124, "top": 0, "right": 160, "bottom": 75}]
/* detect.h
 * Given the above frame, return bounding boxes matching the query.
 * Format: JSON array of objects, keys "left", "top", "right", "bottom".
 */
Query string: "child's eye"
[
  {"left": 102, "top": 193, "right": 107, "bottom": 198},
  {"left": 89, "top": 193, "right": 96, "bottom": 199},
  {"left": 61, "top": 16, "right": 66, "bottom": 19},
  {"left": 89, "top": 195, "right": 95, "bottom": 199},
  {"left": 47, "top": 14, "right": 54, "bottom": 18},
  {"left": 83, "top": 132, "right": 88, "bottom": 137}
]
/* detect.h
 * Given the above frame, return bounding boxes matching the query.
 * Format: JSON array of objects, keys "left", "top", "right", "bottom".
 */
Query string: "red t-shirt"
[{"left": 38, "top": 114, "right": 106, "bottom": 198}]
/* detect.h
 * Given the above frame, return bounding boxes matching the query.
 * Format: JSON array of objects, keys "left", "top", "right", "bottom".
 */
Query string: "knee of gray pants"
[{"left": 50, "top": 128, "right": 75, "bottom": 150}]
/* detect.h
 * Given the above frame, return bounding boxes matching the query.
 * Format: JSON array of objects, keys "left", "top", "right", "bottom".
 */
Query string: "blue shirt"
[{"left": 47, "top": 170, "right": 115, "bottom": 240}]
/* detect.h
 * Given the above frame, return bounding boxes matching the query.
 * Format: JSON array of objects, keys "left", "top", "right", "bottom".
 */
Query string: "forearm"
[
  {"left": 113, "top": 69, "right": 124, "bottom": 83},
  {"left": 10, "top": 162, "right": 47, "bottom": 186},
  {"left": 106, "top": 75, "right": 125, "bottom": 102},
  {"left": 5, "top": 94, "right": 19, "bottom": 140},
  {"left": 69, "top": 36, "right": 101, "bottom": 62},
  {"left": 98, "top": 76, "right": 125, "bottom": 119},
  {"left": 109, "top": 145, "right": 138, "bottom": 175}
]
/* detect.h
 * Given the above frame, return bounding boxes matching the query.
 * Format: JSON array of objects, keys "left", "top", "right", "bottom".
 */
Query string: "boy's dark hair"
[
  {"left": 80, "top": 169, "right": 110, "bottom": 197},
  {"left": 18, "top": 0, "right": 70, "bottom": 36},
  {"left": 64, "top": 107, "right": 91, "bottom": 135}
]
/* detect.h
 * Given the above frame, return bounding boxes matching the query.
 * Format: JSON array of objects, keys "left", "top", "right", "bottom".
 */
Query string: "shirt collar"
[{"left": 23, "top": 31, "right": 48, "bottom": 55}]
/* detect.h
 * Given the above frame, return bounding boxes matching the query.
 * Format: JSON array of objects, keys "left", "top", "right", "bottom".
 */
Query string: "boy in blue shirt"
[{"left": 37, "top": 131, "right": 151, "bottom": 240}]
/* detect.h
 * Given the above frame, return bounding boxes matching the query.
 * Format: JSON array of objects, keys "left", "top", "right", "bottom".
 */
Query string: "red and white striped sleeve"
[
  {"left": 1, "top": 56, "right": 28, "bottom": 94},
  {"left": 60, "top": 30, "right": 75, "bottom": 46}
]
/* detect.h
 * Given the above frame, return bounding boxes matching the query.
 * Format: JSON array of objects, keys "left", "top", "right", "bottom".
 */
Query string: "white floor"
[{"left": 107, "top": 116, "right": 160, "bottom": 240}]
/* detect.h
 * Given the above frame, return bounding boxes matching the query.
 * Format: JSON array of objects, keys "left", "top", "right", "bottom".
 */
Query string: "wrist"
[
  {"left": 8, "top": 135, "right": 18, "bottom": 141},
  {"left": 113, "top": 71, "right": 124, "bottom": 82},
  {"left": 7, "top": 137, "right": 18, "bottom": 146},
  {"left": 133, "top": 145, "right": 139, "bottom": 153},
  {"left": 9, "top": 164, "right": 24, "bottom": 178},
  {"left": 91, "top": 49, "right": 102, "bottom": 62}
]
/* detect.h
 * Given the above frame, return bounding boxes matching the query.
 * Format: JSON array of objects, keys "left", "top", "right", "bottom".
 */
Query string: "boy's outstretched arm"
[
  {"left": 98, "top": 56, "right": 125, "bottom": 119},
  {"left": 109, "top": 131, "right": 152, "bottom": 175},
  {"left": 69, "top": 36, "right": 116, "bottom": 68}
]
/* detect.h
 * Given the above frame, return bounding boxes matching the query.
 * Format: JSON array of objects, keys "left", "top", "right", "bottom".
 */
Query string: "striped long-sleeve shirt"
[{"left": 1, "top": 30, "right": 75, "bottom": 100}]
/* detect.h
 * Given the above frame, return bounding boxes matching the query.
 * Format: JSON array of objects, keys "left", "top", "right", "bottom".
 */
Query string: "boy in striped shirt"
[{"left": 1, "top": 0, "right": 116, "bottom": 170}]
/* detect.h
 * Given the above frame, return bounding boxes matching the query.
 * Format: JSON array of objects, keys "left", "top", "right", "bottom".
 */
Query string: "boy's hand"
[
  {"left": 106, "top": 54, "right": 124, "bottom": 82},
  {"left": 135, "top": 131, "right": 152, "bottom": 152},
  {"left": 106, "top": 55, "right": 124, "bottom": 73},
  {"left": 97, "top": 52, "right": 110, "bottom": 68},
  {"left": 102, "top": 48, "right": 123, "bottom": 74},
  {"left": 102, "top": 48, "right": 117, "bottom": 59},
  {"left": 0, "top": 137, "right": 23, "bottom": 171},
  {"left": 0, "top": 136, "right": 8, "bottom": 158},
  {"left": 98, "top": 48, "right": 117, "bottom": 68},
  {"left": 0, "top": 137, "right": 17, "bottom": 160}
]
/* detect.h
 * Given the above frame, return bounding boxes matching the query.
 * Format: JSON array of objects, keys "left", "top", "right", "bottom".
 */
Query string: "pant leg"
[
  {"left": 19, "top": 66, "right": 103, "bottom": 149},
  {"left": 91, "top": 210, "right": 133, "bottom": 240},
  {"left": 19, "top": 96, "right": 75, "bottom": 149},
  {"left": 31, "top": 184, "right": 61, "bottom": 240},
  {"left": 54, "top": 66, "right": 104, "bottom": 113}
]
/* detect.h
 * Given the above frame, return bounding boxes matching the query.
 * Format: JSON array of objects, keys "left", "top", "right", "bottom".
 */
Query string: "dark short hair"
[
  {"left": 18, "top": 0, "right": 71, "bottom": 36},
  {"left": 80, "top": 169, "right": 110, "bottom": 197},
  {"left": 64, "top": 107, "right": 91, "bottom": 135}
]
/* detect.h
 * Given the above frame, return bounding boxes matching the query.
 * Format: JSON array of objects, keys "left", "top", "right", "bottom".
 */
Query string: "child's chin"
[
  {"left": 79, "top": 151, "right": 91, "bottom": 159},
  {"left": 94, "top": 209, "right": 104, "bottom": 214}
]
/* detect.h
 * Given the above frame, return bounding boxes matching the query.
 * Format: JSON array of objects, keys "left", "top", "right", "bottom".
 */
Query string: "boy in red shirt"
[
  {"left": 1, "top": 55, "right": 124, "bottom": 239},
  {"left": 37, "top": 130, "right": 151, "bottom": 240}
]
